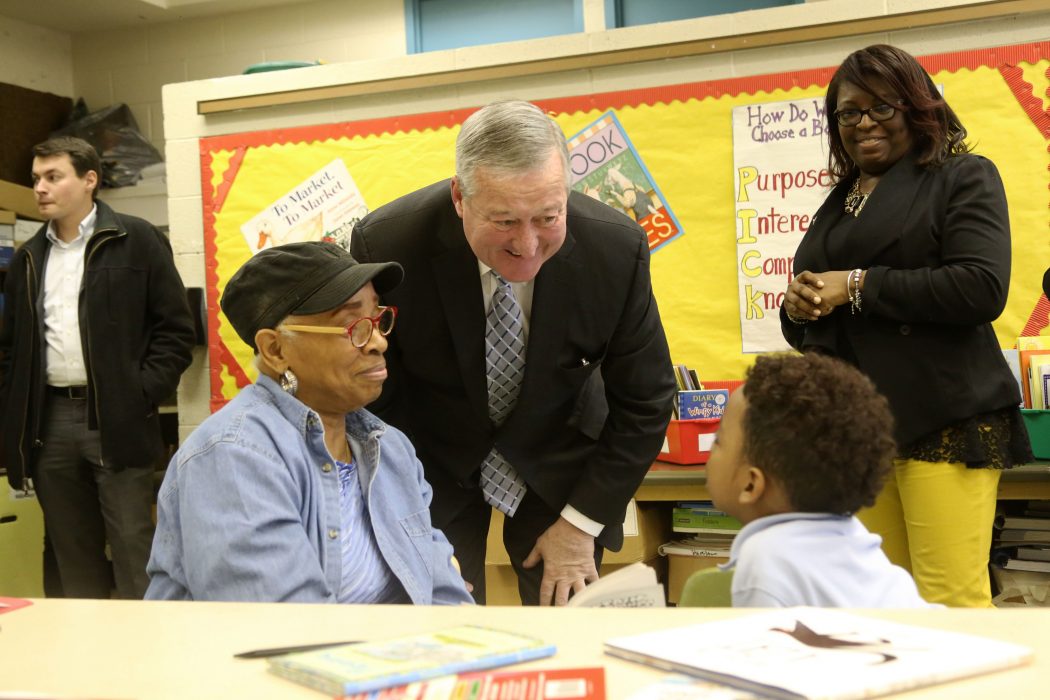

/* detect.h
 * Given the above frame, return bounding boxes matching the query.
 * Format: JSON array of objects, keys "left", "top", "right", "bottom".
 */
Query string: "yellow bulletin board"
[{"left": 200, "top": 41, "right": 1050, "bottom": 411}]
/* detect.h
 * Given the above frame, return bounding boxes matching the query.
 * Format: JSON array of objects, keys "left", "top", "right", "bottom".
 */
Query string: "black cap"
[{"left": 220, "top": 241, "right": 403, "bottom": 350}]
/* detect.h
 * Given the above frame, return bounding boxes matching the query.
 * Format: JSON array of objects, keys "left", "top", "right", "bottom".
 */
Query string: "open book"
[
  {"left": 604, "top": 608, "right": 1032, "bottom": 699},
  {"left": 568, "top": 561, "right": 665, "bottom": 608}
]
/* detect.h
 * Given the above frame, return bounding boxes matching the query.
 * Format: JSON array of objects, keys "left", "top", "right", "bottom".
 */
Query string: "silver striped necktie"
[{"left": 480, "top": 271, "right": 527, "bottom": 515}]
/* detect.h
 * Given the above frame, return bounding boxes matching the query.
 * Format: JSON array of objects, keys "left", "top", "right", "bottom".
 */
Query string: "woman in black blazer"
[{"left": 780, "top": 45, "right": 1031, "bottom": 607}]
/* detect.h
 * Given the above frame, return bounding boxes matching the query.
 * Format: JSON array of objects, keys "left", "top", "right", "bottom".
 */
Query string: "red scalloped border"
[
  {"left": 202, "top": 41, "right": 1050, "bottom": 406},
  {"left": 199, "top": 41, "right": 1050, "bottom": 152}
]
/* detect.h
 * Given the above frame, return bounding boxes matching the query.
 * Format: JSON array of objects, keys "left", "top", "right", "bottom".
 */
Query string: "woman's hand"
[{"left": 784, "top": 270, "right": 853, "bottom": 322}]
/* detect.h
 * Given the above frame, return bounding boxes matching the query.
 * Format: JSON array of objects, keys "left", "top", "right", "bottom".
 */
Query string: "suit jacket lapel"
[
  {"left": 432, "top": 223, "right": 490, "bottom": 423},
  {"left": 796, "top": 154, "right": 925, "bottom": 272},
  {"left": 794, "top": 180, "right": 847, "bottom": 273},
  {"left": 518, "top": 231, "right": 578, "bottom": 406},
  {"left": 843, "top": 155, "right": 925, "bottom": 264}
]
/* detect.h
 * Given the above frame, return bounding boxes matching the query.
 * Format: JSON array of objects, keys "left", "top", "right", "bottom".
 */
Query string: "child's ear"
[{"left": 738, "top": 466, "right": 767, "bottom": 506}]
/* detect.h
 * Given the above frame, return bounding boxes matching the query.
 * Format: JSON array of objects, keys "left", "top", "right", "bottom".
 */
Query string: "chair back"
[{"left": 677, "top": 567, "right": 733, "bottom": 607}]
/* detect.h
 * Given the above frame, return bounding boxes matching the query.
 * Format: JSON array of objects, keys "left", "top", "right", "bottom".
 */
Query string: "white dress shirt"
[
  {"left": 478, "top": 262, "right": 603, "bottom": 537},
  {"left": 44, "top": 205, "right": 97, "bottom": 387}
]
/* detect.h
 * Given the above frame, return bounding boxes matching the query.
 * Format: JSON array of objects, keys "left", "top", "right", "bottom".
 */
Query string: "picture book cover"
[
  {"left": 339, "top": 666, "right": 605, "bottom": 700},
  {"left": 604, "top": 608, "right": 1032, "bottom": 700},
  {"left": 566, "top": 111, "right": 683, "bottom": 253},
  {"left": 269, "top": 625, "right": 556, "bottom": 696}
]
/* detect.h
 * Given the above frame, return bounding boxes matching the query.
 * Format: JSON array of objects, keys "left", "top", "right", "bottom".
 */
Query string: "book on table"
[
  {"left": 566, "top": 561, "right": 665, "bottom": 608},
  {"left": 339, "top": 666, "right": 606, "bottom": 700},
  {"left": 603, "top": 608, "right": 1032, "bottom": 700},
  {"left": 268, "top": 625, "right": 555, "bottom": 697}
]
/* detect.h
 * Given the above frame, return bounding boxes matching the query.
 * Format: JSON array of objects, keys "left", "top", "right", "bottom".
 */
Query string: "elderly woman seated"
[{"left": 146, "top": 242, "right": 473, "bottom": 604}]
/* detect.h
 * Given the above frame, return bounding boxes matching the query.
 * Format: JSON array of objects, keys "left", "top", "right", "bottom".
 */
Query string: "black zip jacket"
[{"left": 0, "top": 200, "right": 195, "bottom": 489}]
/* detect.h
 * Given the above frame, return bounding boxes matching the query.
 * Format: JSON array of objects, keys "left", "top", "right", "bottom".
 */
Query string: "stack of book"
[
  {"left": 661, "top": 502, "right": 740, "bottom": 603},
  {"left": 670, "top": 363, "right": 730, "bottom": 420},
  {"left": 1010, "top": 336, "right": 1050, "bottom": 409},
  {"left": 673, "top": 363, "right": 702, "bottom": 392},
  {"left": 672, "top": 502, "right": 742, "bottom": 536},
  {"left": 991, "top": 501, "right": 1050, "bottom": 605}
]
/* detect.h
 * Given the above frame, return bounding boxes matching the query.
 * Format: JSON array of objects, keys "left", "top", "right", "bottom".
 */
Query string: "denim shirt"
[
  {"left": 146, "top": 375, "right": 473, "bottom": 605},
  {"left": 722, "top": 512, "right": 935, "bottom": 609}
]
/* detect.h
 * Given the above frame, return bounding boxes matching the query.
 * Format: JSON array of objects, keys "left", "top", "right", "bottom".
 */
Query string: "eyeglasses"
[
  {"left": 833, "top": 102, "right": 904, "bottom": 127},
  {"left": 282, "top": 306, "right": 398, "bottom": 348}
]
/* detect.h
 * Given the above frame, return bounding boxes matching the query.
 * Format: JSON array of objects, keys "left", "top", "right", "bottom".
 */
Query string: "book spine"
[
  {"left": 671, "top": 525, "right": 741, "bottom": 535},
  {"left": 337, "top": 645, "right": 559, "bottom": 695}
]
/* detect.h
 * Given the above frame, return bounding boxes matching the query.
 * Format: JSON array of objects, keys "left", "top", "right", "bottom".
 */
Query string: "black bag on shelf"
[{"left": 52, "top": 101, "right": 163, "bottom": 189}]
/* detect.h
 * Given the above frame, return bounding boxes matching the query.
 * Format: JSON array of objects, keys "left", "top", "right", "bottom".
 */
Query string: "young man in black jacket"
[{"left": 0, "top": 137, "right": 195, "bottom": 598}]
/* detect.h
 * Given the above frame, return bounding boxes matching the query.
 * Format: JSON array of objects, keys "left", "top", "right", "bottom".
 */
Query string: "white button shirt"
[
  {"left": 44, "top": 205, "right": 97, "bottom": 387},
  {"left": 478, "top": 262, "right": 603, "bottom": 537}
]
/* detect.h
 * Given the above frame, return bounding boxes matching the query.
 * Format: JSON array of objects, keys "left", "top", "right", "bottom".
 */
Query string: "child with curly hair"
[{"left": 707, "top": 352, "right": 934, "bottom": 607}]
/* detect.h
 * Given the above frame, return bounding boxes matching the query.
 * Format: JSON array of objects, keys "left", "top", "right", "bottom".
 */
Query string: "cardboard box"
[
  {"left": 14, "top": 218, "right": 39, "bottom": 243},
  {"left": 666, "top": 552, "right": 729, "bottom": 605},
  {"left": 0, "top": 492, "right": 45, "bottom": 597},
  {"left": 486, "top": 500, "right": 670, "bottom": 566},
  {"left": 0, "top": 180, "right": 40, "bottom": 221},
  {"left": 484, "top": 563, "right": 522, "bottom": 605},
  {"left": 658, "top": 418, "right": 719, "bottom": 464},
  {"left": 606, "top": 500, "right": 672, "bottom": 564},
  {"left": 483, "top": 501, "right": 672, "bottom": 604}
]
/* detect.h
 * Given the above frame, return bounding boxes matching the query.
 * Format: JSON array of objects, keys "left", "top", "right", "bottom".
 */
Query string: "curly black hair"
[
  {"left": 825, "top": 44, "right": 970, "bottom": 183},
  {"left": 742, "top": 352, "right": 896, "bottom": 515}
]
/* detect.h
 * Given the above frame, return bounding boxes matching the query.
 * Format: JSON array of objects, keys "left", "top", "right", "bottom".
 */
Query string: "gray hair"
[{"left": 455, "top": 100, "right": 570, "bottom": 198}]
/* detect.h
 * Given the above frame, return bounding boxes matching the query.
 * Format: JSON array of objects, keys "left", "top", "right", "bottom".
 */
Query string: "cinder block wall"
[{"left": 68, "top": 0, "right": 405, "bottom": 158}]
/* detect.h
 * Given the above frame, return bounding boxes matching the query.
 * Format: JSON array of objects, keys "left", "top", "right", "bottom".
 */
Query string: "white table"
[{"left": 1, "top": 599, "right": 1048, "bottom": 699}]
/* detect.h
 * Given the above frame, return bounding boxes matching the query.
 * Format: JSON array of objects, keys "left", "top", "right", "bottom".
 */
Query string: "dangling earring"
[{"left": 279, "top": 369, "right": 299, "bottom": 396}]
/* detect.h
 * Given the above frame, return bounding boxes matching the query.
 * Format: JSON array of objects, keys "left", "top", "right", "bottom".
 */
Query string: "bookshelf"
[{"left": 639, "top": 460, "right": 1050, "bottom": 502}]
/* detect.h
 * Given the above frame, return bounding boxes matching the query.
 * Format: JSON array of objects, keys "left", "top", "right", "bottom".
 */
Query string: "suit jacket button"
[{"left": 899, "top": 324, "right": 911, "bottom": 335}]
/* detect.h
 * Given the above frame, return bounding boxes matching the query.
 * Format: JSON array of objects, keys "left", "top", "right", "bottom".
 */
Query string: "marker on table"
[{"left": 234, "top": 640, "right": 362, "bottom": 659}]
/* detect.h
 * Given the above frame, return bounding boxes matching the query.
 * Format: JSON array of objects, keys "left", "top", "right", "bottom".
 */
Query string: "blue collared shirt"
[
  {"left": 146, "top": 374, "right": 473, "bottom": 605},
  {"left": 722, "top": 512, "right": 936, "bottom": 608}
]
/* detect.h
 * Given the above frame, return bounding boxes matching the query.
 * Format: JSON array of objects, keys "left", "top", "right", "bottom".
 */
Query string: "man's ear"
[
  {"left": 255, "top": 328, "right": 288, "bottom": 374},
  {"left": 738, "top": 466, "right": 767, "bottom": 506},
  {"left": 450, "top": 177, "right": 465, "bottom": 219}
]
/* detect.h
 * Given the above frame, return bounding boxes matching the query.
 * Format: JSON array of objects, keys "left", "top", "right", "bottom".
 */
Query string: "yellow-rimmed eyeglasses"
[{"left": 282, "top": 306, "right": 397, "bottom": 348}]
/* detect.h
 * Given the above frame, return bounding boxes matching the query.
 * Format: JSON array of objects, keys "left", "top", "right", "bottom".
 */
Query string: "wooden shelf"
[{"left": 637, "top": 460, "right": 1050, "bottom": 502}]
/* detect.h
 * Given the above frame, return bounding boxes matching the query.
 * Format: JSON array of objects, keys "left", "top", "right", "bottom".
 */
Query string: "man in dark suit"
[{"left": 351, "top": 100, "right": 675, "bottom": 605}]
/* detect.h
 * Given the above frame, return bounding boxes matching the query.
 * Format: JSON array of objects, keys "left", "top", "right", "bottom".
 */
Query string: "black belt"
[{"left": 48, "top": 385, "right": 88, "bottom": 400}]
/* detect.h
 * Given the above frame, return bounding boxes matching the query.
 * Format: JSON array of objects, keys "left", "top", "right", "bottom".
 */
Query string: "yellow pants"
[{"left": 857, "top": 458, "right": 1000, "bottom": 608}]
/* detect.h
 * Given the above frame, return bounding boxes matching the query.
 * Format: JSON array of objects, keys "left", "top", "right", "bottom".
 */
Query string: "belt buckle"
[{"left": 54, "top": 385, "right": 87, "bottom": 400}]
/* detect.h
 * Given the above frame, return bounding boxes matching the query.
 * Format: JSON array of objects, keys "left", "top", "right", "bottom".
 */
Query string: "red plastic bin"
[{"left": 658, "top": 418, "right": 720, "bottom": 465}]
